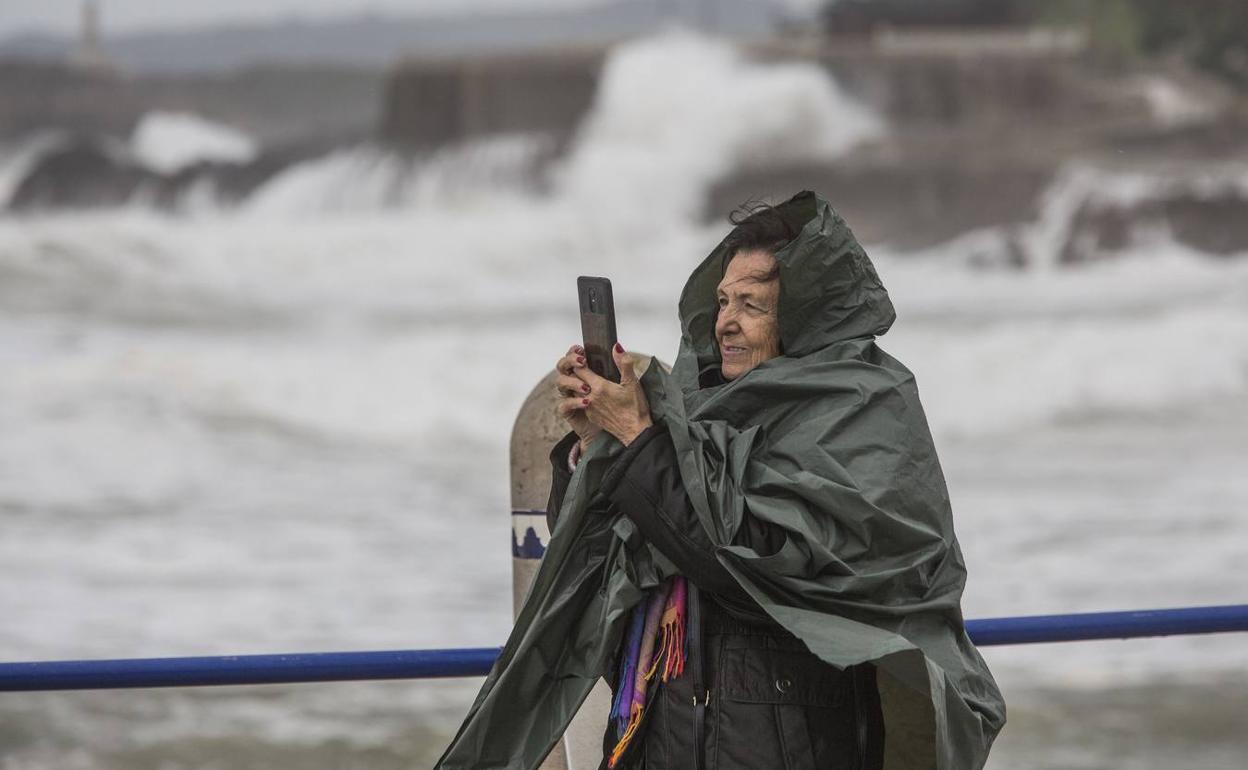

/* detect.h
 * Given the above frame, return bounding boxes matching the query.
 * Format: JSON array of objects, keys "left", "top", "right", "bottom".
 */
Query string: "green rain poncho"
[{"left": 436, "top": 191, "right": 1005, "bottom": 770}]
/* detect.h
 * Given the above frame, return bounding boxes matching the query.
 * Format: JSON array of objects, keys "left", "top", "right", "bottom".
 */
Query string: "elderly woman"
[{"left": 437, "top": 192, "right": 1005, "bottom": 770}]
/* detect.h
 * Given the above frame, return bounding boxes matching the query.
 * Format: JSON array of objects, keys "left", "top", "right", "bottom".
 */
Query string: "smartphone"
[{"left": 577, "top": 276, "right": 620, "bottom": 383}]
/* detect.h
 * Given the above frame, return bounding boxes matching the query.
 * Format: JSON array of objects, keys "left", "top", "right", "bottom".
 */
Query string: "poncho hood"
[
  {"left": 679, "top": 189, "right": 896, "bottom": 379},
  {"left": 436, "top": 191, "right": 1004, "bottom": 770}
]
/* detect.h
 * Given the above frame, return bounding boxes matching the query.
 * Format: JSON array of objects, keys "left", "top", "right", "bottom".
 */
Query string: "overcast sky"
[{"left": 2, "top": 0, "right": 820, "bottom": 38}]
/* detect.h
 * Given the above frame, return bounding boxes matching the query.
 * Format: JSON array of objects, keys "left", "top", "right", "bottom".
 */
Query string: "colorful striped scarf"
[{"left": 606, "top": 575, "right": 687, "bottom": 767}]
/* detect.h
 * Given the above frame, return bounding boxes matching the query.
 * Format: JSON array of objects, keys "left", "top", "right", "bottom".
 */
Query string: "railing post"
[
  {"left": 509, "top": 369, "right": 591, "bottom": 770},
  {"left": 508, "top": 354, "right": 658, "bottom": 770}
]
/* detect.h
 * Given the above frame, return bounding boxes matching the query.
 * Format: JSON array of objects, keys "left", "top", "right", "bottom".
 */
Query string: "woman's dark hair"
[{"left": 719, "top": 200, "right": 799, "bottom": 277}]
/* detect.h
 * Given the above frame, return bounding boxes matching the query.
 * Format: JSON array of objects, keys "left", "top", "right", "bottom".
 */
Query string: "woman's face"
[{"left": 715, "top": 249, "right": 781, "bottom": 380}]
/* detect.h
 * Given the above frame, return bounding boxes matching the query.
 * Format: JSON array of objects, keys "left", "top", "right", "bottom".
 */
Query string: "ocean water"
[{"left": 2, "top": 32, "right": 1247, "bottom": 770}]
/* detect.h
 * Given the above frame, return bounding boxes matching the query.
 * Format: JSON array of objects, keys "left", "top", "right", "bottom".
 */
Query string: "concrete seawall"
[
  {"left": 0, "top": 60, "right": 385, "bottom": 146},
  {"left": 9, "top": 30, "right": 1245, "bottom": 244},
  {"left": 377, "top": 32, "right": 1135, "bottom": 148},
  {"left": 379, "top": 47, "right": 605, "bottom": 150},
  {"left": 376, "top": 32, "right": 1191, "bottom": 248}
]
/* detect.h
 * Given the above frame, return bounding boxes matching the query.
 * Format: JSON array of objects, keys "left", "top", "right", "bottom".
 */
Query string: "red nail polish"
[
  {"left": 576, "top": 356, "right": 585, "bottom": 365},
  {"left": 614, "top": 343, "right": 623, "bottom": 353},
  {"left": 581, "top": 398, "right": 589, "bottom": 406},
  {"left": 581, "top": 384, "right": 590, "bottom": 393}
]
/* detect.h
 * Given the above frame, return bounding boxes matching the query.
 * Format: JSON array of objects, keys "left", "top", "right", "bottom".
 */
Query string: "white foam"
[
  {"left": 555, "top": 29, "right": 882, "bottom": 224},
  {"left": 876, "top": 241, "right": 1248, "bottom": 438},
  {"left": 130, "top": 111, "right": 258, "bottom": 174},
  {"left": 0, "top": 130, "right": 71, "bottom": 208},
  {"left": 1136, "top": 74, "right": 1218, "bottom": 129},
  {"left": 242, "top": 136, "right": 548, "bottom": 216},
  {"left": 244, "top": 31, "right": 880, "bottom": 224}
]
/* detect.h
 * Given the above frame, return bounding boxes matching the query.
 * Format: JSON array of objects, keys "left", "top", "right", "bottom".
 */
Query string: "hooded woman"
[{"left": 436, "top": 191, "right": 1005, "bottom": 770}]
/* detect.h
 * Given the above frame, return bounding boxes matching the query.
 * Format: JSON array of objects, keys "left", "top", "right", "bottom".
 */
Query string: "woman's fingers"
[
  {"left": 556, "top": 374, "right": 590, "bottom": 397},
  {"left": 570, "top": 356, "right": 606, "bottom": 389},
  {"left": 612, "top": 343, "right": 636, "bottom": 385},
  {"left": 556, "top": 394, "right": 589, "bottom": 418},
  {"left": 555, "top": 345, "right": 585, "bottom": 376}
]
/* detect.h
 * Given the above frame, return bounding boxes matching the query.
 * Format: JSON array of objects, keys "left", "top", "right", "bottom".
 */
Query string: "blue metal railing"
[
  {"left": 0, "top": 647, "right": 502, "bottom": 692},
  {"left": 2, "top": 603, "right": 1246, "bottom": 692},
  {"left": 964, "top": 603, "right": 1248, "bottom": 646}
]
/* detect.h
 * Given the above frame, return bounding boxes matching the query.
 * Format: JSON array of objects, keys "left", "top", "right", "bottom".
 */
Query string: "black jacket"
[{"left": 547, "top": 425, "right": 884, "bottom": 770}]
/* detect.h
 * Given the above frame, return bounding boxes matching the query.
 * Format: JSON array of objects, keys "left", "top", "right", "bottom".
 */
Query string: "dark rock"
[
  {"left": 6, "top": 133, "right": 333, "bottom": 211},
  {"left": 1060, "top": 189, "right": 1248, "bottom": 263},
  {"left": 1163, "top": 192, "right": 1248, "bottom": 255},
  {"left": 9, "top": 137, "right": 152, "bottom": 210}
]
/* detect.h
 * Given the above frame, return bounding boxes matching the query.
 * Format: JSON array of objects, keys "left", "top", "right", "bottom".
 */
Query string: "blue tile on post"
[{"left": 511, "top": 510, "right": 548, "bottom": 559}]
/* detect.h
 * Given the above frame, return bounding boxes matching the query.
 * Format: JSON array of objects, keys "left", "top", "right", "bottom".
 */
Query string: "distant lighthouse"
[{"left": 69, "top": 0, "right": 118, "bottom": 74}]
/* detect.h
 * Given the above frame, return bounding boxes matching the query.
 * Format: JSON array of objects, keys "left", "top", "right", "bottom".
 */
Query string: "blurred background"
[{"left": 1, "top": 1, "right": 1246, "bottom": 768}]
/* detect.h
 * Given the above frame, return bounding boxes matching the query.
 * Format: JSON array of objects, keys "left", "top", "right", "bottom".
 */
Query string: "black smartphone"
[{"left": 577, "top": 276, "right": 620, "bottom": 383}]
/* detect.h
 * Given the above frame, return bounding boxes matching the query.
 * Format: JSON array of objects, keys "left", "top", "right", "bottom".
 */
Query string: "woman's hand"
[
  {"left": 573, "top": 344, "right": 653, "bottom": 447},
  {"left": 555, "top": 345, "right": 602, "bottom": 451}
]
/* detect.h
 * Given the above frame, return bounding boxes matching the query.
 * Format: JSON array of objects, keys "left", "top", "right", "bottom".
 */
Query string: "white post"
[{"left": 509, "top": 354, "right": 659, "bottom": 769}]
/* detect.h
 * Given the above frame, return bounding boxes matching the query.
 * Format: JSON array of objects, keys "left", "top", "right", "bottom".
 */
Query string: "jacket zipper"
[{"left": 688, "top": 581, "right": 706, "bottom": 770}]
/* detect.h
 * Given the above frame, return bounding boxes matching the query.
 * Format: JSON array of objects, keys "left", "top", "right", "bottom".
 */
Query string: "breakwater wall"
[
  {"left": 378, "top": 31, "right": 1140, "bottom": 149},
  {"left": 378, "top": 32, "right": 1203, "bottom": 248},
  {"left": 0, "top": 60, "right": 385, "bottom": 146},
  {"left": 379, "top": 47, "right": 603, "bottom": 150}
]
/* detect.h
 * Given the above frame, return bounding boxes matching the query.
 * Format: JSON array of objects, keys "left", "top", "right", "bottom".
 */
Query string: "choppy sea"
[{"left": 2, "top": 33, "right": 1246, "bottom": 770}]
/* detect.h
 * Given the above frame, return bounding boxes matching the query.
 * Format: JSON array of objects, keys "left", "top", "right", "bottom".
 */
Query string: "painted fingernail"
[
  {"left": 576, "top": 356, "right": 585, "bottom": 365},
  {"left": 581, "top": 384, "right": 590, "bottom": 393},
  {"left": 614, "top": 343, "right": 623, "bottom": 353},
  {"left": 581, "top": 398, "right": 589, "bottom": 406}
]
